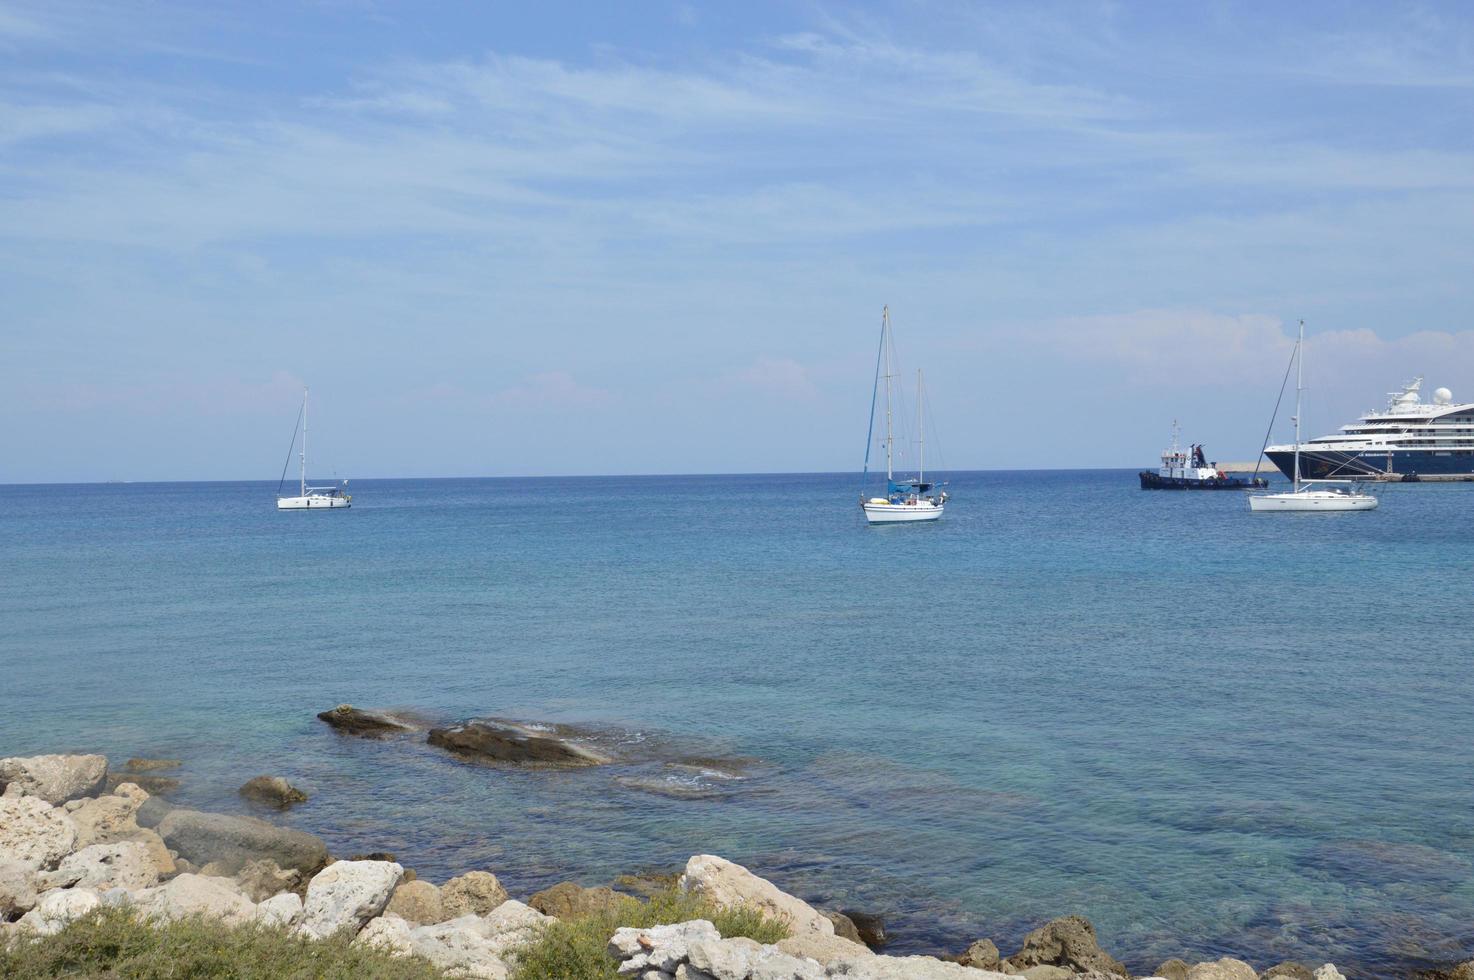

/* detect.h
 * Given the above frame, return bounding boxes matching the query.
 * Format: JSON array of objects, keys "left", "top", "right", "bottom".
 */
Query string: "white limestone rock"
[
  {"left": 17, "top": 887, "right": 101, "bottom": 936},
  {"left": 0, "top": 754, "right": 108, "bottom": 804},
  {"left": 131, "top": 873, "right": 257, "bottom": 924},
  {"left": 406, "top": 917, "right": 513, "bottom": 978},
  {"left": 686, "top": 935, "right": 825, "bottom": 979},
  {"left": 826, "top": 954, "right": 1012, "bottom": 978},
  {"left": 0, "top": 795, "right": 79, "bottom": 871},
  {"left": 0, "top": 861, "right": 39, "bottom": 918},
  {"left": 50, "top": 840, "right": 161, "bottom": 892},
  {"left": 357, "top": 912, "right": 416, "bottom": 955},
  {"left": 679, "top": 855, "right": 834, "bottom": 937},
  {"left": 1185, "top": 959, "right": 1258, "bottom": 980},
  {"left": 254, "top": 891, "right": 304, "bottom": 927},
  {"left": 298, "top": 859, "right": 403, "bottom": 939},
  {"left": 610, "top": 919, "right": 722, "bottom": 975},
  {"left": 1312, "top": 967, "right": 1347, "bottom": 980},
  {"left": 778, "top": 930, "right": 876, "bottom": 966}
]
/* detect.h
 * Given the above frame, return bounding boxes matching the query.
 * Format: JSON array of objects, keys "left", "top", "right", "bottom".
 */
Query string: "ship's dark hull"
[
  {"left": 1139, "top": 471, "right": 1266, "bottom": 490},
  {"left": 1265, "top": 449, "right": 1474, "bottom": 480}
]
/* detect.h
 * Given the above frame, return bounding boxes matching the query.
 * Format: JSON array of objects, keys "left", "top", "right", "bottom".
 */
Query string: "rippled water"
[{"left": 3, "top": 472, "right": 1472, "bottom": 976}]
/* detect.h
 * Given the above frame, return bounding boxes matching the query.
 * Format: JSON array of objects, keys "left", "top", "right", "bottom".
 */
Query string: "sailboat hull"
[
  {"left": 1247, "top": 491, "right": 1377, "bottom": 512},
  {"left": 277, "top": 494, "right": 351, "bottom": 510},
  {"left": 862, "top": 501, "right": 943, "bottom": 523}
]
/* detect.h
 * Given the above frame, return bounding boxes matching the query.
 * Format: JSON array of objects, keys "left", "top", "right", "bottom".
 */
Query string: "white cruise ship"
[{"left": 1265, "top": 378, "right": 1474, "bottom": 480}]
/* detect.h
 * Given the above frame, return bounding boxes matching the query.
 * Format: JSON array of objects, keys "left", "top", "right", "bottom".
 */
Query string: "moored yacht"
[
  {"left": 276, "top": 387, "right": 351, "bottom": 510},
  {"left": 1265, "top": 378, "right": 1474, "bottom": 480},
  {"left": 859, "top": 307, "right": 948, "bottom": 524}
]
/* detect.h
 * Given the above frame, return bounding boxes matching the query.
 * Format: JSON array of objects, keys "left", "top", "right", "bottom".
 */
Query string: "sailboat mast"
[
  {"left": 918, "top": 368, "right": 924, "bottom": 483},
  {"left": 301, "top": 387, "right": 308, "bottom": 497},
  {"left": 1293, "top": 320, "right": 1303, "bottom": 492},
  {"left": 883, "top": 307, "right": 894, "bottom": 482}
]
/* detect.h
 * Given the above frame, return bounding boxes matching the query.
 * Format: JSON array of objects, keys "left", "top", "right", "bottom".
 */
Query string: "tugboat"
[{"left": 1139, "top": 422, "right": 1267, "bottom": 490}]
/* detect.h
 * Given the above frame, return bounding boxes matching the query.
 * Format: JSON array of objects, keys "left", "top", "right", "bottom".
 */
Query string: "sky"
[{"left": 3, "top": 1, "right": 1474, "bottom": 482}]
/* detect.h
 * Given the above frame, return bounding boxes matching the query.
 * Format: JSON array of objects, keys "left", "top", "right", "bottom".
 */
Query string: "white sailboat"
[
  {"left": 1249, "top": 321, "right": 1377, "bottom": 513},
  {"left": 860, "top": 306, "right": 947, "bottom": 524},
  {"left": 276, "top": 387, "right": 351, "bottom": 510}
]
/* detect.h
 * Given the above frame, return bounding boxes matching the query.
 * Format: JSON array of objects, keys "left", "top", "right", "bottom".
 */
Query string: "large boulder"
[
  {"left": 131, "top": 873, "right": 257, "bottom": 924},
  {"left": 385, "top": 878, "right": 445, "bottom": 925},
  {"left": 1261, "top": 963, "right": 1313, "bottom": 980},
  {"left": 961, "top": 938, "right": 1002, "bottom": 970},
  {"left": 239, "top": 776, "right": 308, "bottom": 808},
  {"left": 155, "top": 808, "right": 328, "bottom": 874},
  {"left": 0, "top": 861, "right": 39, "bottom": 919},
  {"left": 609, "top": 919, "right": 723, "bottom": 975},
  {"left": 1311, "top": 967, "right": 1346, "bottom": 980},
  {"left": 1186, "top": 959, "right": 1258, "bottom": 980},
  {"left": 50, "top": 840, "right": 161, "bottom": 892},
  {"left": 0, "top": 754, "right": 107, "bottom": 804},
  {"left": 317, "top": 704, "right": 414, "bottom": 738},
  {"left": 1004, "top": 915, "right": 1127, "bottom": 976},
  {"left": 0, "top": 795, "right": 78, "bottom": 871},
  {"left": 679, "top": 854, "right": 834, "bottom": 937},
  {"left": 70, "top": 785, "right": 148, "bottom": 846},
  {"left": 17, "top": 887, "right": 100, "bottom": 936},
  {"left": 441, "top": 870, "right": 509, "bottom": 918},
  {"left": 528, "top": 880, "right": 631, "bottom": 919},
  {"left": 298, "top": 859, "right": 403, "bottom": 939},
  {"left": 426, "top": 720, "right": 611, "bottom": 767}
]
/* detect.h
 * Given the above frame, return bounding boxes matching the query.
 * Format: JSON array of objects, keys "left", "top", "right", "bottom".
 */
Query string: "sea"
[{"left": 2, "top": 471, "right": 1471, "bottom": 977}]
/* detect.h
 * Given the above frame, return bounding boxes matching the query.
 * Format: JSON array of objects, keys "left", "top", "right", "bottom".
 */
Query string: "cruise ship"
[{"left": 1265, "top": 378, "right": 1474, "bottom": 479}]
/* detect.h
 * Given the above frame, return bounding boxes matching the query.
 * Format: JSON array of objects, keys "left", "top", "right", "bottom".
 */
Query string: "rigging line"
[
  {"left": 277, "top": 402, "right": 303, "bottom": 496},
  {"left": 921, "top": 381, "right": 948, "bottom": 476},
  {"left": 861, "top": 315, "right": 886, "bottom": 492},
  {"left": 1252, "top": 336, "right": 1299, "bottom": 483}
]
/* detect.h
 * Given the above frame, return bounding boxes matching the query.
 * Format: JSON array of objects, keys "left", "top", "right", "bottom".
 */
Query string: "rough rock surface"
[
  {"left": 610, "top": 919, "right": 723, "bottom": 975},
  {"left": 1310, "top": 967, "right": 1345, "bottom": 980},
  {"left": 131, "top": 873, "right": 257, "bottom": 924},
  {"left": 360, "top": 903, "right": 549, "bottom": 980},
  {"left": 825, "top": 910, "right": 863, "bottom": 943},
  {"left": 0, "top": 862, "right": 40, "bottom": 919},
  {"left": 234, "top": 858, "right": 303, "bottom": 902},
  {"left": 1003, "top": 915, "right": 1127, "bottom": 977},
  {"left": 0, "top": 795, "right": 79, "bottom": 871},
  {"left": 255, "top": 891, "right": 304, "bottom": 927},
  {"left": 1155, "top": 958, "right": 1191, "bottom": 980},
  {"left": 108, "top": 773, "right": 179, "bottom": 796},
  {"left": 1261, "top": 963, "right": 1313, "bottom": 980},
  {"left": 528, "top": 880, "right": 630, "bottom": 919},
  {"left": 961, "top": 938, "right": 1001, "bottom": 970},
  {"left": 1018, "top": 967, "right": 1072, "bottom": 980},
  {"left": 841, "top": 909, "right": 888, "bottom": 949},
  {"left": 17, "top": 887, "right": 100, "bottom": 936},
  {"left": 156, "top": 807, "right": 328, "bottom": 874},
  {"left": 427, "top": 720, "right": 611, "bottom": 767},
  {"left": 52, "top": 840, "right": 161, "bottom": 892},
  {"left": 1185, "top": 959, "right": 1258, "bottom": 980},
  {"left": 679, "top": 854, "right": 835, "bottom": 937},
  {"left": 778, "top": 929, "right": 877, "bottom": 965},
  {"left": 124, "top": 758, "right": 181, "bottom": 772},
  {"left": 441, "top": 870, "right": 510, "bottom": 918},
  {"left": 0, "top": 754, "right": 108, "bottom": 804},
  {"left": 386, "top": 878, "right": 445, "bottom": 925},
  {"left": 317, "top": 704, "right": 414, "bottom": 738},
  {"left": 299, "top": 860, "right": 403, "bottom": 939},
  {"left": 239, "top": 775, "right": 309, "bottom": 808}
]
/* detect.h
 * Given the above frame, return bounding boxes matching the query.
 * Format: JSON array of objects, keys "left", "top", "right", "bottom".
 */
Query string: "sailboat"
[
  {"left": 860, "top": 306, "right": 948, "bottom": 524},
  {"left": 276, "top": 387, "right": 351, "bottom": 510},
  {"left": 1248, "top": 321, "right": 1377, "bottom": 513}
]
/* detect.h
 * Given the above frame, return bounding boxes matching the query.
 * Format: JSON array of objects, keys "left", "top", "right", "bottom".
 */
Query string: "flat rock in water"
[
  {"left": 426, "top": 720, "right": 612, "bottom": 767},
  {"left": 108, "top": 773, "right": 180, "bottom": 796},
  {"left": 239, "top": 775, "right": 309, "bottom": 808},
  {"left": 155, "top": 808, "right": 328, "bottom": 875},
  {"left": 316, "top": 704, "right": 414, "bottom": 738},
  {"left": 124, "top": 758, "right": 182, "bottom": 772}
]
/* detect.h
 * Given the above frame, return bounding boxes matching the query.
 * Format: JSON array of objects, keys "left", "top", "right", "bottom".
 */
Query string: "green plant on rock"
[
  {"left": 510, "top": 886, "right": 790, "bottom": 980},
  {"left": 0, "top": 906, "right": 447, "bottom": 980}
]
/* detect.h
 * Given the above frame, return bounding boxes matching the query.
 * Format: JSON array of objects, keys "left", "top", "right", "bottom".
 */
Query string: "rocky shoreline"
[{"left": 1, "top": 731, "right": 1467, "bottom": 979}]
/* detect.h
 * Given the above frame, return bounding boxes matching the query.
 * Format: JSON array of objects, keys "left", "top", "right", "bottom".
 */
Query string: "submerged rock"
[
  {"left": 426, "top": 720, "right": 612, "bottom": 767},
  {"left": 108, "top": 773, "right": 180, "bottom": 796},
  {"left": 238, "top": 775, "right": 309, "bottom": 808},
  {"left": 155, "top": 808, "right": 328, "bottom": 875},
  {"left": 0, "top": 754, "right": 108, "bottom": 804},
  {"left": 679, "top": 853, "right": 834, "bottom": 937},
  {"left": 1004, "top": 915, "right": 1127, "bottom": 977},
  {"left": 317, "top": 704, "right": 414, "bottom": 738},
  {"left": 824, "top": 909, "right": 863, "bottom": 943},
  {"left": 842, "top": 908, "right": 888, "bottom": 949},
  {"left": 124, "top": 758, "right": 182, "bottom": 772}
]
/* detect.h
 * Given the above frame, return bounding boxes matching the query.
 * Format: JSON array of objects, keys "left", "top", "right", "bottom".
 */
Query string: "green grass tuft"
[
  {"left": 509, "top": 886, "right": 790, "bottom": 980},
  {"left": 0, "top": 905, "right": 447, "bottom": 979}
]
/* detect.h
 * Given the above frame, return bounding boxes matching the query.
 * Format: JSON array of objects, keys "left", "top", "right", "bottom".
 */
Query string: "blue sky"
[{"left": 4, "top": 1, "right": 1473, "bottom": 481}]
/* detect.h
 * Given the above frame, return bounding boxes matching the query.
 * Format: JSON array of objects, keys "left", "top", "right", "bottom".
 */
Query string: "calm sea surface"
[{"left": 3, "top": 472, "right": 1472, "bottom": 976}]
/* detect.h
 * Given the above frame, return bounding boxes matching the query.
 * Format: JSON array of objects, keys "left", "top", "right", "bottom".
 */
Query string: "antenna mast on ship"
[
  {"left": 883, "top": 306, "right": 894, "bottom": 482},
  {"left": 1292, "top": 320, "right": 1303, "bottom": 492},
  {"left": 918, "top": 368, "right": 925, "bottom": 484},
  {"left": 300, "top": 386, "right": 308, "bottom": 498}
]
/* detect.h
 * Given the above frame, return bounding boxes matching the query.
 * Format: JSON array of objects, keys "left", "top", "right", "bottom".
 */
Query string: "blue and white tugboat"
[{"left": 1139, "top": 422, "right": 1267, "bottom": 490}]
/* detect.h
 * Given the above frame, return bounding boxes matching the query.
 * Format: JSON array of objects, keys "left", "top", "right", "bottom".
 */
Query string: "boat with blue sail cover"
[{"left": 859, "top": 307, "right": 947, "bottom": 524}]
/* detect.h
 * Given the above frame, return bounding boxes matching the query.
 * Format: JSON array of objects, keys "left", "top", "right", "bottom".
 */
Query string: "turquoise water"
[{"left": 2, "top": 472, "right": 1472, "bottom": 976}]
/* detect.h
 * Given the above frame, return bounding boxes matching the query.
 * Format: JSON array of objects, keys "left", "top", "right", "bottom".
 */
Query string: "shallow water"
[{"left": 3, "top": 472, "right": 1472, "bottom": 976}]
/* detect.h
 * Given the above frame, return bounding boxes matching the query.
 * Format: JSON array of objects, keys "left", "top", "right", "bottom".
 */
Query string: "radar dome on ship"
[{"left": 1435, "top": 387, "right": 1453, "bottom": 404}]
